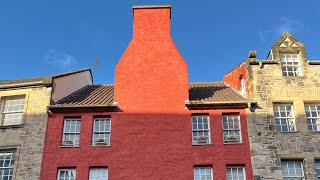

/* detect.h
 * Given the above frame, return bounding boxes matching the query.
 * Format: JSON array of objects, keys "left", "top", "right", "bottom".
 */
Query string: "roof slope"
[
  {"left": 189, "top": 82, "right": 246, "bottom": 102},
  {"left": 55, "top": 85, "right": 114, "bottom": 106},
  {"left": 52, "top": 82, "right": 246, "bottom": 107}
]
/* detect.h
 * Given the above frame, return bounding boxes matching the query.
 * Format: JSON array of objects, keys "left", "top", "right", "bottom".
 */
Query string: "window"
[
  {"left": 281, "top": 161, "right": 304, "bottom": 180},
  {"left": 92, "top": 118, "right": 111, "bottom": 146},
  {"left": 315, "top": 161, "right": 320, "bottom": 179},
  {"left": 223, "top": 115, "right": 242, "bottom": 143},
  {"left": 0, "top": 151, "right": 15, "bottom": 180},
  {"left": 0, "top": 96, "right": 25, "bottom": 126},
  {"left": 62, "top": 118, "right": 81, "bottom": 146},
  {"left": 304, "top": 104, "right": 320, "bottom": 132},
  {"left": 89, "top": 168, "right": 108, "bottom": 180},
  {"left": 280, "top": 53, "right": 302, "bottom": 76},
  {"left": 226, "top": 166, "right": 246, "bottom": 180},
  {"left": 194, "top": 167, "right": 213, "bottom": 180},
  {"left": 273, "top": 104, "right": 296, "bottom": 132},
  {"left": 192, "top": 115, "right": 210, "bottom": 144},
  {"left": 57, "top": 169, "right": 76, "bottom": 180}
]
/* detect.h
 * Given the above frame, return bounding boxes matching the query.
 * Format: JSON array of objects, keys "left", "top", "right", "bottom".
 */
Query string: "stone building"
[
  {"left": 224, "top": 32, "right": 320, "bottom": 179},
  {"left": 0, "top": 69, "right": 92, "bottom": 180}
]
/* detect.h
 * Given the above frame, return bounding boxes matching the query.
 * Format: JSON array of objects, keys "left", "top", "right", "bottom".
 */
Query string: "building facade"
[
  {"left": 41, "top": 5, "right": 254, "bottom": 180},
  {"left": 224, "top": 32, "right": 320, "bottom": 179},
  {"left": 0, "top": 69, "right": 92, "bottom": 180}
]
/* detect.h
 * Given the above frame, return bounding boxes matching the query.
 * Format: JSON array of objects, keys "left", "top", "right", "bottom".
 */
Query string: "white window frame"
[
  {"left": 194, "top": 167, "right": 213, "bottom": 180},
  {"left": 304, "top": 104, "right": 320, "bottom": 132},
  {"left": 280, "top": 53, "right": 302, "bottom": 76},
  {"left": 315, "top": 160, "right": 320, "bottom": 179},
  {"left": 92, "top": 118, "right": 111, "bottom": 146},
  {"left": 222, "top": 115, "right": 242, "bottom": 143},
  {"left": 192, "top": 115, "right": 211, "bottom": 144},
  {"left": 62, "top": 118, "right": 81, "bottom": 146},
  {"left": 273, "top": 104, "right": 296, "bottom": 132},
  {"left": 226, "top": 166, "right": 246, "bottom": 180},
  {"left": 57, "top": 168, "right": 76, "bottom": 180},
  {"left": 0, "top": 96, "right": 25, "bottom": 126},
  {"left": 281, "top": 161, "right": 305, "bottom": 180},
  {"left": 0, "top": 151, "right": 16, "bottom": 180},
  {"left": 89, "top": 168, "right": 108, "bottom": 180}
]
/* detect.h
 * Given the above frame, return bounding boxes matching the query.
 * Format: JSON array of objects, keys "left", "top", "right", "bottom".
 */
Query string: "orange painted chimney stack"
[{"left": 114, "top": 5, "right": 189, "bottom": 112}]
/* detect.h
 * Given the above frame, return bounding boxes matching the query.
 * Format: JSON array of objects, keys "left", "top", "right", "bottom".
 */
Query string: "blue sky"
[{"left": 1, "top": 1, "right": 320, "bottom": 84}]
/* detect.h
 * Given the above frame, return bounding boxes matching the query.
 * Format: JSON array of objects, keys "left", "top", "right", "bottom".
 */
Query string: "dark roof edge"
[
  {"left": 48, "top": 104, "right": 118, "bottom": 113},
  {"left": 249, "top": 59, "right": 278, "bottom": 65},
  {"left": 308, "top": 61, "right": 320, "bottom": 65},
  {"left": 52, "top": 68, "right": 91, "bottom": 78}
]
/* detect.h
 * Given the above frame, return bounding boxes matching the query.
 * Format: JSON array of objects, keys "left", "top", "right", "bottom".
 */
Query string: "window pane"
[
  {"left": 62, "top": 119, "right": 81, "bottom": 146},
  {"left": 281, "top": 161, "right": 304, "bottom": 179},
  {"left": 194, "top": 167, "right": 212, "bottom": 180},
  {"left": 226, "top": 166, "right": 246, "bottom": 180},
  {"left": 92, "top": 118, "right": 111, "bottom": 146},
  {"left": 274, "top": 104, "right": 296, "bottom": 132},
  {"left": 58, "top": 169, "right": 76, "bottom": 180},
  {"left": 305, "top": 104, "right": 320, "bottom": 132},
  {"left": 223, "top": 115, "right": 241, "bottom": 143},
  {"left": 89, "top": 168, "right": 108, "bottom": 180},
  {"left": 280, "top": 53, "right": 301, "bottom": 76},
  {"left": 192, "top": 116, "right": 210, "bottom": 144}
]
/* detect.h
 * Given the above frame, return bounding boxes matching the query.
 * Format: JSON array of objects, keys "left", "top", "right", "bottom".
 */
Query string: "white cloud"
[
  {"left": 276, "top": 17, "right": 308, "bottom": 35},
  {"left": 45, "top": 50, "right": 79, "bottom": 70},
  {"left": 258, "top": 17, "right": 309, "bottom": 43}
]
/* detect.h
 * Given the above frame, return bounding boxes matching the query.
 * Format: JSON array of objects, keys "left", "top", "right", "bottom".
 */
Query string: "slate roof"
[
  {"left": 189, "top": 82, "right": 246, "bottom": 102},
  {"left": 52, "top": 82, "right": 246, "bottom": 107},
  {"left": 55, "top": 85, "right": 114, "bottom": 106}
]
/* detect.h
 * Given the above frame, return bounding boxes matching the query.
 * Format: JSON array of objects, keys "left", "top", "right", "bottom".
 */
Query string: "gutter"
[
  {"left": 0, "top": 80, "right": 52, "bottom": 89},
  {"left": 185, "top": 100, "right": 257, "bottom": 111}
]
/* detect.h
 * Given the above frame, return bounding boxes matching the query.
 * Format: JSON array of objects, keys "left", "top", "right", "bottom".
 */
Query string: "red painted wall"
[
  {"left": 114, "top": 7, "right": 189, "bottom": 113},
  {"left": 223, "top": 62, "right": 250, "bottom": 97},
  {"left": 41, "top": 110, "right": 253, "bottom": 180},
  {"left": 41, "top": 6, "right": 253, "bottom": 180}
]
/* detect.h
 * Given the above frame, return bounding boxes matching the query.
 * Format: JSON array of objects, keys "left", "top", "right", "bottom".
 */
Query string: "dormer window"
[{"left": 280, "top": 53, "right": 302, "bottom": 76}]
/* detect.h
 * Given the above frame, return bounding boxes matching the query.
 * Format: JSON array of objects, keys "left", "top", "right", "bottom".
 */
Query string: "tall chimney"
[{"left": 114, "top": 5, "right": 189, "bottom": 113}]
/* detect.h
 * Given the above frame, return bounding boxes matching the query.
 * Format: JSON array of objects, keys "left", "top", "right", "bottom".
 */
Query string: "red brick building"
[{"left": 41, "top": 5, "right": 253, "bottom": 180}]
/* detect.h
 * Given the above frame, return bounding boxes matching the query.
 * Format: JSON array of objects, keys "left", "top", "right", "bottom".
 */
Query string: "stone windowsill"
[
  {"left": 192, "top": 143, "right": 213, "bottom": 146},
  {"left": 92, "top": 145, "right": 110, "bottom": 147},
  {"left": 0, "top": 124, "right": 25, "bottom": 129},
  {"left": 224, "top": 142, "right": 243, "bottom": 145},
  {"left": 59, "top": 145, "right": 80, "bottom": 148},
  {"left": 278, "top": 131, "right": 298, "bottom": 133}
]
